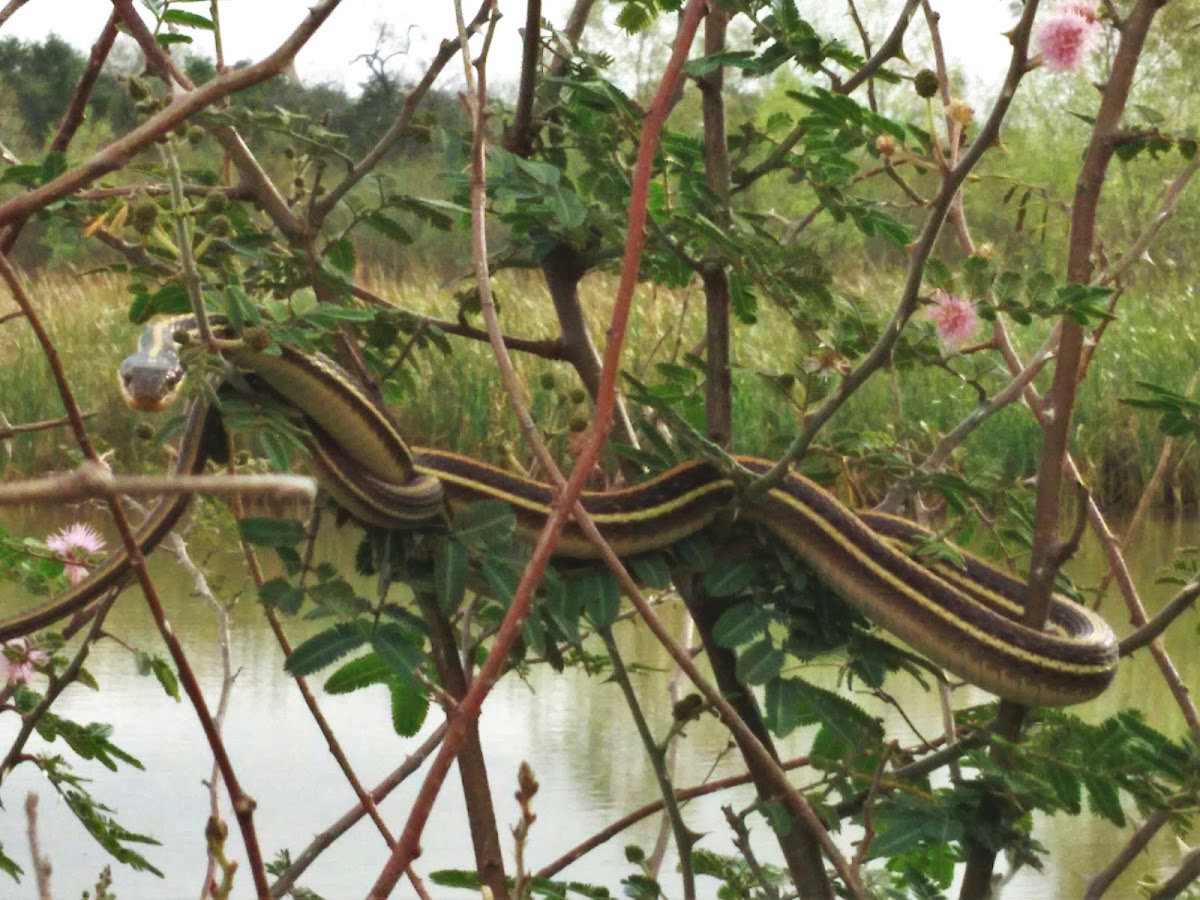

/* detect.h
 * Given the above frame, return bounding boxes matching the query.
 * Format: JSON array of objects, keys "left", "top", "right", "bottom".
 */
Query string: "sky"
[{"left": 1, "top": 1, "right": 1017, "bottom": 99}]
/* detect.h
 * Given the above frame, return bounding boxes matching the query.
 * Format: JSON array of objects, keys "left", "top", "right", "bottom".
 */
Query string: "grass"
[{"left": 1, "top": 268, "right": 1196, "bottom": 507}]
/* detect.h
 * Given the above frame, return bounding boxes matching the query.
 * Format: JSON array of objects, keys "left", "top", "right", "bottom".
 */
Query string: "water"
[{"left": 0, "top": 509, "right": 1195, "bottom": 899}]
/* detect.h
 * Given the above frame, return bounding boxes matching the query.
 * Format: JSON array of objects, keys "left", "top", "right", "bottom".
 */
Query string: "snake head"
[{"left": 118, "top": 355, "right": 185, "bottom": 412}]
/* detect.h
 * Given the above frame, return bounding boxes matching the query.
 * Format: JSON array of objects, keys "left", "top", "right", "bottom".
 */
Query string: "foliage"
[{"left": 0, "top": 2, "right": 1198, "bottom": 898}]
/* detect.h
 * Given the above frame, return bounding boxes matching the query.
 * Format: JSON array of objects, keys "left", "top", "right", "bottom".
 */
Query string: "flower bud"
[
  {"left": 130, "top": 198, "right": 159, "bottom": 235},
  {"left": 913, "top": 69, "right": 940, "bottom": 99}
]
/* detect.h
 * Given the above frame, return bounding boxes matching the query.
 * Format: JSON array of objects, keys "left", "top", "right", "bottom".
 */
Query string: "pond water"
[{"left": 0, "top": 506, "right": 1195, "bottom": 899}]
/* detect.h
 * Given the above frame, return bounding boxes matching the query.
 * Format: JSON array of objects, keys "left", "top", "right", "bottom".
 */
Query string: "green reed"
[{"left": 2, "top": 270, "right": 1195, "bottom": 506}]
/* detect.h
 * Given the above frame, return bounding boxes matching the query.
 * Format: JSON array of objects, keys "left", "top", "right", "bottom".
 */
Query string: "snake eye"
[{"left": 164, "top": 368, "right": 184, "bottom": 388}]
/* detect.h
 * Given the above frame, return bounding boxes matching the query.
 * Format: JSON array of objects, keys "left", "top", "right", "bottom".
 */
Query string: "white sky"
[{"left": 1, "top": 1, "right": 1017, "bottom": 98}]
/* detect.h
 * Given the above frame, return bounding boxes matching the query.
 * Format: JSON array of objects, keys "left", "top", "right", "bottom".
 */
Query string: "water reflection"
[{"left": 0, "top": 508, "right": 1195, "bottom": 897}]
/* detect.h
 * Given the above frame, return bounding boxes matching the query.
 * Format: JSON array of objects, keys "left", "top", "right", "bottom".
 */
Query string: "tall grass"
[{"left": 2, "top": 269, "right": 1195, "bottom": 506}]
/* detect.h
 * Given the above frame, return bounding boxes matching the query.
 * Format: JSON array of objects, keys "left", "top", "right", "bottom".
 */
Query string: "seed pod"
[
  {"left": 206, "top": 215, "right": 232, "bottom": 237},
  {"left": 128, "top": 76, "right": 150, "bottom": 101},
  {"left": 130, "top": 198, "right": 159, "bottom": 235},
  {"left": 539, "top": 372, "right": 557, "bottom": 391},
  {"left": 913, "top": 69, "right": 940, "bottom": 99},
  {"left": 203, "top": 192, "right": 228, "bottom": 215}
]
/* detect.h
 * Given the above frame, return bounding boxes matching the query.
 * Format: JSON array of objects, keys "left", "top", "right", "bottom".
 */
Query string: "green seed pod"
[
  {"left": 203, "top": 192, "right": 228, "bottom": 215},
  {"left": 539, "top": 372, "right": 557, "bottom": 391},
  {"left": 913, "top": 69, "right": 940, "bottom": 99},
  {"left": 186, "top": 125, "right": 205, "bottom": 145},
  {"left": 128, "top": 76, "right": 150, "bottom": 101},
  {"left": 134, "top": 422, "right": 156, "bottom": 441},
  {"left": 130, "top": 197, "right": 159, "bottom": 235},
  {"left": 206, "top": 215, "right": 232, "bottom": 237},
  {"left": 568, "top": 415, "right": 589, "bottom": 433},
  {"left": 569, "top": 387, "right": 587, "bottom": 404}
]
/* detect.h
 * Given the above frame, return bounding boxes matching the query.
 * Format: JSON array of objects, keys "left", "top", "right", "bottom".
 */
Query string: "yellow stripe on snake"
[{"left": 0, "top": 315, "right": 1119, "bottom": 707}]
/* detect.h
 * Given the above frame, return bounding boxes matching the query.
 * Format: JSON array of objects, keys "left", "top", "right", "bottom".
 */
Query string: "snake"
[{"left": 0, "top": 314, "right": 1119, "bottom": 707}]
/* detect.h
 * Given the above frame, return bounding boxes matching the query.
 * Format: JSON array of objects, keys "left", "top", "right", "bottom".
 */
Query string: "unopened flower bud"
[
  {"left": 913, "top": 69, "right": 940, "bottom": 99},
  {"left": 875, "top": 134, "right": 897, "bottom": 157},
  {"left": 130, "top": 198, "right": 159, "bottom": 235}
]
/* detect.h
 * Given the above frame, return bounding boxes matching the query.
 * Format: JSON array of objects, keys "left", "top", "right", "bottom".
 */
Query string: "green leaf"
[
  {"left": 365, "top": 211, "right": 412, "bottom": 245},
  {"left": 764, "top": 676, "right": 815, "bottom": 737},
  {"left": 370, "top": 623, "right": 424, "bottom": 681},
  {"left": 149, "top": 656, "right": 180, "bottom": 701},
  {"left": 259, "top": 577, "right": 305, "bottom": 616},
  {"left": 684, "top": 49, "right": 758, "bottom": 77},
  {"left": 307, "top": 577, "right": 368, "bottom": 617},
  {"left": 40, "top": 151, "right": 67, "bottom": 183},
  {"left": 162, "top": 9, "right": 214, "bottom": 29},
  {"left": 239, "top": 517, "right": 306, "bottom": 548},
  {"left": 389, "top": 679, "right": 430, "bottom": 737},
  {"left": 712, "top": 602, "right": 770, "bottom": 648},
  {"left": 704, "top": 559, "right": 757, "bottom": 597},
  {"left": 1084, "top": 774, "right": 1126, "bottom": 826},
  {"left": 736, "top": 640, "right": 784, "bottom": 684},
  {"left": 323, "top": 653, "right": 391, "bottom": 694},
  {"left": 285, "top": 622, "right": 367, "bottom": 677},
  {"left": 434, "top": 540, "right": 468, "bottom": 613},
  {"left": 325, "top": 236, "right": 357, "bottom": 274},
  {"left": 452, "top": 500, "right": 515, "bottom": 551},
  {"left": 580, "top": 570, "right": 620, "bottom": 628},
  {"left": 0, "top": 844, "right": 22, "bottom": 880},
  {"left": 628, "top": 552, "right": 671, "bottom": 590},
  {"left": 795, "top": 680, "right": 880, "bottom": 756}
]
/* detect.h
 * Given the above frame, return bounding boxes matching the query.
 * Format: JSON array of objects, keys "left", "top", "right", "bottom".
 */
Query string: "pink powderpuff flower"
[
  {"left": 1037, "top": 3, "right": 1102, "bottom": 73},
  {"left": 46, "top": 523, "right": 106, "bottom": 586},
  {"left": 0, "top": 639, "right": 49, "bottom": 685},
  {"left": 928, "top": 293, "right": 979, "bottom": 347}
]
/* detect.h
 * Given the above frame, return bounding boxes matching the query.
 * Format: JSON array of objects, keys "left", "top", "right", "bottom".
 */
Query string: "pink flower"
[
  {"left": 1037, "top": 3, "right": 1101, "bottom": 73},
  {"left": 928, "top": 293, "right": 979, "bottom": 347},
  {"left": 46, "top": 523, "right": 106, "bottom": 586},
  {"left": 1, "top": 639, "right": 49, "bottom": 685}
]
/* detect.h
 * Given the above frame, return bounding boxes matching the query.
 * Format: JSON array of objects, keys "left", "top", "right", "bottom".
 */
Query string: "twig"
[
  {"left": 850, "top": 742, "right": 895, "bottom": 873},
  {"left": 25, "top": 794, "right": 52, "bottom": 900},
  {"left": 268, "top": 722, "right": 448, "bottom": 897},
  {"left": 599, "top": 627, "right": 696, "bottom": 898},
  {"left": 722, "top": 805, "right": 781, "bottom": 899},
  {"left": 0, "top": 464, "right": 316, "bottom": 508},
  {"left": 1149, "top": 845, "right": 1200, "bottom": 899},
  {"left": 0, "top": 413, "right": 92, "bottom": 443},
  {"left": 0, "top": 0, "right": 34, "bottom": 29},
  {"left": 154, "top": 528, "right": 236, "bottom": 899},
  {"left": 1083, "top": 807, "right": 1172, "bottom": 898},
  {"left": 536, "top": 752, "right": 813, "bottom": 880}
]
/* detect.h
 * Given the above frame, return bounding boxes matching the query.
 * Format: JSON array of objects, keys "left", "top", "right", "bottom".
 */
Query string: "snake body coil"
[{"left": 0, "top": 316, "right": 1119, "bottom": 707}]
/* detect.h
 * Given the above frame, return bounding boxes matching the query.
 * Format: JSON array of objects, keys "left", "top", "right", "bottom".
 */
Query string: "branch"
[
  {"left": 0, "top": 1, "right": 342, "bottom": 229},
  {"left": 752, "top": 0, "right": 1041, "bottom": 497},
  {"left": 0, "top": 463, "right": 316, "bottom": 508},
  {"left": 312, "top": 0, "right": 493, "bottom": 221},
  {"left": 0, "top": 0, "right": 33, "bottom": 30}
]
